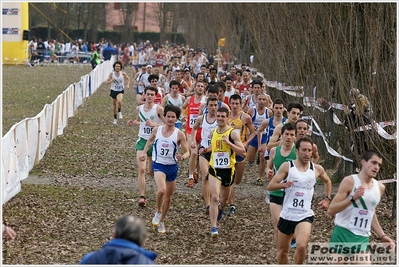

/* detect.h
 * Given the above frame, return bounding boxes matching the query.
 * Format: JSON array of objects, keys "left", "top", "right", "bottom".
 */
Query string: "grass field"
[{"left": 2, "top": 65, "right": 397, "bottom": 265}]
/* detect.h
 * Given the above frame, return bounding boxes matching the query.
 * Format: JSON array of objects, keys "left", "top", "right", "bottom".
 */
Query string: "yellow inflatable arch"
[{"left": 2, "top": 2, "right": 29, "bottom": 65}]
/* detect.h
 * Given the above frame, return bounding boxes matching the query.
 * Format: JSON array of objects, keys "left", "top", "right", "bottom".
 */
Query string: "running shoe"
[
  {"left": 113, "top": 118, "right": 117, "bottom": 125},
  {"left": 291, "top": 238, "right": 297, "bottom": 248},
  {"left": 152, "top": 212, "right": 161, "bottom": 227},
  {"left": 138, "top": 196, "right": 146, "bottom": 207},
  {"left": 186, "top": 178, "right": 194, "bottom": 188},
  {"left": 118, "top": 112, "right": 123, "bottom": 119},
  {"left": 217, "top": 204, "right": 224, "bottom": 221},
  {"left": 211, "top": 226, "right": 218, "bottom": 238},
  {"left": 193, "top": 172, "right": 199, "bottom": 183},
  {"left": 256, "top": 178, "right": 263, "bottom": 186},
  {"left": 227, "top": 205, "right": 236, "bottom": 216},
  {"left": 158, "top": 222, "right": 166, "bottom": 234}
]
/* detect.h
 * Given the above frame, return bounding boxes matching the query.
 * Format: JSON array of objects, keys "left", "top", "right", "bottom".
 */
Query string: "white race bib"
[
  {"left": 114, "top": 84, "right": 124, "bottom": 90},
  {"left": 348, "top": 207, "right": 372, "bottom": 234},
  {"left": 142, "top": 126, "right": 153, "bottom": 135},
  {"left": 213, "top": 152, "right": 230, "bottom": 169},
  {"left": 190, "top": 114, "right": 198, "bottom": 128},
  {"left": 287, "top": 191, "right": 308, "bottom": 211}
]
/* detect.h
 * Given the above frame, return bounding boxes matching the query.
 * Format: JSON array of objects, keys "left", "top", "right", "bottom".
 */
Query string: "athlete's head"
[
  {"left": 360, "top": 150, "right": 382, "bottom": 178},
  {"left": 164, "top": 104, "right": 181, "bottom": 119},
  {"left": 295, "top": 119, "right": 309, "bottom": 138},
  {"left": 295, "top": 136, "right": 313, "bottom": 163},
  {"left": 113, "top": 61, "right": 123, "bottom": 70},
  {"left": 286, "top": 102, "right": 303, "bottom": 123}
]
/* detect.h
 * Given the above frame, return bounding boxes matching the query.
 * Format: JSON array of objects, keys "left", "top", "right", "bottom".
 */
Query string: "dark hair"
[
  {"left": 169, "top": 80, "right": 180, "bottom": 87},
  {"left": 236, "top": 70, "right": 243, "bottom": 76},
  {"left": 113, "top": 61, "right": 123, "bottom": 69},
  {"left": 215, "top": 82, "right": 226, "bottom": 92},
  {"left": 164, "top": 104, "right": 181, "bottom": 118},
  {"left": 207, "top": 97, "right": 218, "bottom": 105},
  {"left": 273, "top": 98, "right": 284, "bottom": 107},
  {"left": 295, "top": 136, "right": 313, "bottom": 149},
  {"left": 225, "top": 76, "right": 232, "bottom": 81},
  {"left": 144, "top": 86, "right": 158, "bottom": 95},
  {"left": 207, "top": 85, "right": 219, "bottom": 94},
  {"left": 196, "top": 72, "right": 204, "bottom": 79},
  {"left": 295, "top": 119, "right": 308, "bottom": 129},
  {"left": 229, "top": 94, "right": 242, "bottom": 103},
  {"left": 287, "top": 102, "right": 304, "bottom": 112},
  {"left": 251, "top": 80, "right": 263, "bottom": 87},
  {"left": 147, "top": 74, "right": 159, "bottom": 83},
  {"left": 217, "top": 107, "right": 230, "bottom": 116},
  {"left": 210, "top": 67, "right": 217, "bottom": 73},
  {"left": 114, "top": 215, "right": 147, "bottom": 246},
  {"left": 281, "top": 122, "right": 296, "bottom": 135},
  {"left": 361, "top": 150, "right": 382, "bottom": 162}
]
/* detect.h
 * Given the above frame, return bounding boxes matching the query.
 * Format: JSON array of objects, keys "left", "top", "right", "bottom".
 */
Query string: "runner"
[
  {"left": 190, "top": 97, "right": 219, "bottom": 214},
  {"left": 105, "top": 61, "right": 130, "bottom": 125},
  {"left": 226, "top": 94, "right": 256, "bottom": 216},
  {"left": 207, "top": 107, "right": 246, "bottom": 238},
  {"left": 246, "top": 93, "right": 273, "bottom": 185},
  {"left": 181, "top": 81, "right": 206, "bottom": 188},
  {"left": 327, "top": 150, "right": 395, "bottom": 264},
  {"left": 267, "top": 136, "right": 332, "bottom": 264},
  {"left": 266, "top": 122, "right": 297, "bottom": 250},
  {"left": 267, "top": 102, "right": 303, "bottom": 151},
  {"left": 127, "top": 86, "right": 166, "bottom": 207},
  {"left": 160, "top": 80, "right": 185, "bottom": 129},
  {"left": 295, "top": 119, "right": 320, "bottom": 164},
  {"left": 139, "top": 105, "right": 189, "bottom": 233}
]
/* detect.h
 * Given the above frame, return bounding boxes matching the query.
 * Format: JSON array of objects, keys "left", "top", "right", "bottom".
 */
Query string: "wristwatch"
[
  {"left": 325, "top": 196, "right": 332, "bottom": 201},
  {"left": 349, "top": 195, "right": 356, "bottom": 203}
]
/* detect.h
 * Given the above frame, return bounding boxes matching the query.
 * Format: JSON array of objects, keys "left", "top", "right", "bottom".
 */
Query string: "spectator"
[
  {"left": 343, "top": 88, "right": 372, "bottom": 166},
  {"left": 102, "top": 42, "right": 119, "bottom": 61},
  {"left": 79, "top": 215, "right": 157, "bottom": 264}
]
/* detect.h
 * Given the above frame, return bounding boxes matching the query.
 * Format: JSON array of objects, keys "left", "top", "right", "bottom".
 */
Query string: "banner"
[{"left": 218, "top": 38, "right": 226, "bottom": 47}]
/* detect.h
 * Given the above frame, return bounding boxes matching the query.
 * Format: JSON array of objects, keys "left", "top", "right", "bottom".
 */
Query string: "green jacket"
[{"left": 90, "top": 51, "right": 100, "bottom": 64}]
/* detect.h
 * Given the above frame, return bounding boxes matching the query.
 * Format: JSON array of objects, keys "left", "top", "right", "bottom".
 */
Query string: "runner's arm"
[
  {"left": 266, "top": 147, "right": 276, "bottom": 180},
  {"left": 244, "top": 114, "right": 256, "bottom": 147},
  {"left": 327, "top": 176, "right": 354, "bottom": 216},
  {"left": 316, "top": 165, "right": 332, "bottom": 209},
  {"left": 312, "top": 144, "right": 320, "bottom": 164},
  {"left": 267, "top": 162, "right": 292, "bottom": 190},
  {"left": 122, "top": 72, "right": 130, "bottom": 89},
  {"left": 257, "top": 119, "right": 269, "bottom": 149},
  {"left": 266, "top": 124, "right": 282, "bottom": 151},
  {"left": 224, "top": 129, "right": 246, "bottom": 157}
]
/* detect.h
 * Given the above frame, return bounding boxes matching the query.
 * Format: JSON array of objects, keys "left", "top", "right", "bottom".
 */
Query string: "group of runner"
[{"left": 105, "top": 51, "right": 394, "bottom": 264}]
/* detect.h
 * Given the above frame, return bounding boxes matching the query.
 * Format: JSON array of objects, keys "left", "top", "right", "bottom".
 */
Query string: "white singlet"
[
  {"left": 152, "top": 126, "right": 179, "bottom": 165},
  {"left": 138, "top": 104, "right": 163, "bottom": 140},
  {"left": 280, "top": 161, "right": 316, "bottom": 221},
  {"left": 200, "top": 114, "right": 218, "bottom": 148},
  {"left": 334, "top": 174, "right": 380, "bottom": 236}
]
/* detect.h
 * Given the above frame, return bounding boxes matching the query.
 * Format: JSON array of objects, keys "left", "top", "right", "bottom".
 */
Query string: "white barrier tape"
[
  {"left": 379, "top": 178, "right": 397, "bottom": 184},
  {"left": 262, "top": 76, "right": 395, "bottom": 140},
  {"left": 302, "top": 116, "right": 354, "bottom": 162},
  {"left": 370, "top": 121, "right": 396, "bottom": 140},
  {"left": 333, "top": 113, "right": 343, "bottom": 124},
  {"left": 283, "top": 90, "right": 304, "bottom": 97},
  {"left": 305, "top": 99, "right": 396, "bottom": 139},
  {"left": 354, "top": 121, "right": 395, "bottom": 132}
]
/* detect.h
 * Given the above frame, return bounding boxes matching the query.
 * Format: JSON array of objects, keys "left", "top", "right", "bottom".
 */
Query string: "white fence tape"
[{"left": 2, "top": 58, "right": 115, "bottom": 204}]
